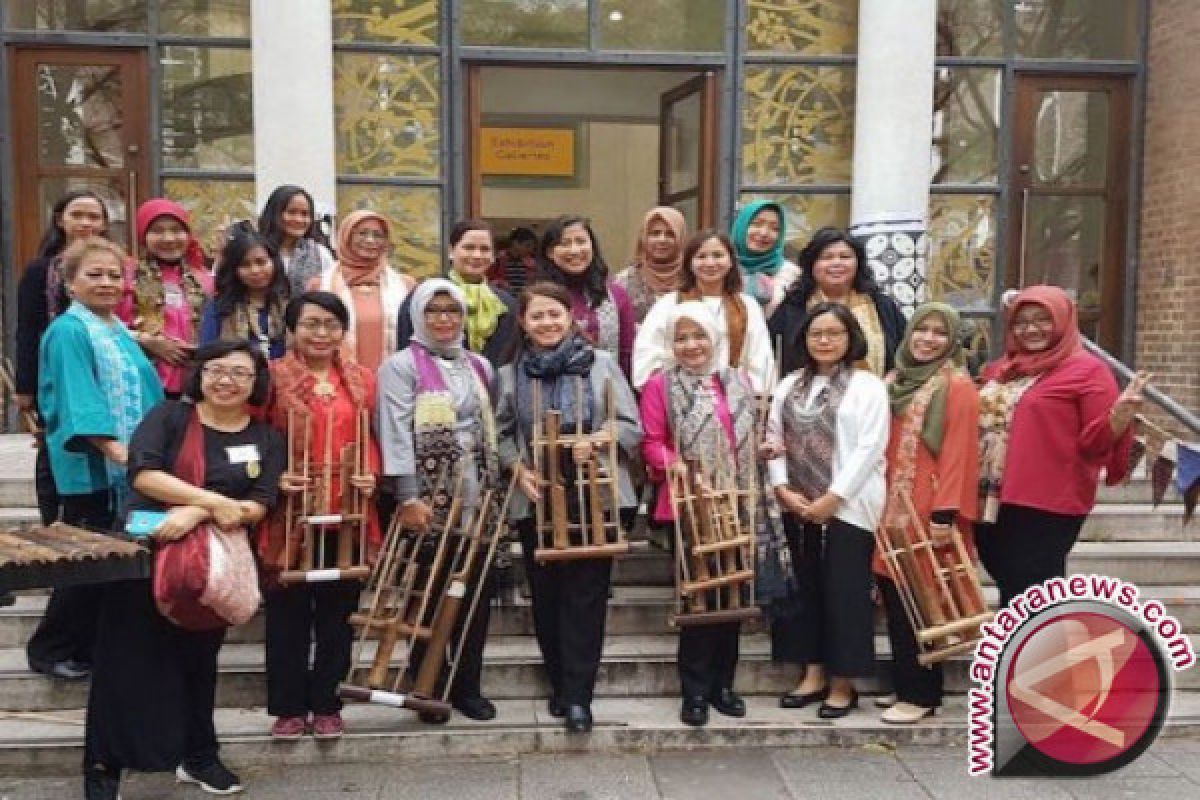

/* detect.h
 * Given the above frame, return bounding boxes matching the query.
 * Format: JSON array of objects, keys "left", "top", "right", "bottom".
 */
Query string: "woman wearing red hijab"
[{"left": 975, "top": 285, "right": 1147, "bottom": 607}]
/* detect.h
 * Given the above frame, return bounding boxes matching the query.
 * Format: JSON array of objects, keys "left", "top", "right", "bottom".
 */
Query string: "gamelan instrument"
[
  {"left": 0, "top": 357, "right": 40, "bottom": 435},
  {"left": 873, "top": 492, "right": 992, "bottom": 665},
  {"left": 529, "top": 378, "right": 629, "bottom": 563},
  {"left": 668, "top": 455, "right": 760, "bottom": 627},
  {"left": 0, "top": 523, "right": 150, "bottom": 591},
  {"left": 279, "top": 407, "right": 372, "bottom": 585},
  {"left": 339, "top": 467, "right": 516, "bottom": 717}
]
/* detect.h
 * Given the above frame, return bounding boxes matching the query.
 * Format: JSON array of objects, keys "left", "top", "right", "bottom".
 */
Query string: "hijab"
[
  {"left": 634, "top": 206, "right": 687, "bottom": 294},
  {"left": 335, "top": 210, "right": 390, "bottom": 287},
  {"left": 994, "top": 284, "right": 1083, "bottom": 381},
  {"left": 731, "top": 199, "right": 786, "bottom": 276},
  {"left": 665, "top": 301, "right": 722, "bottom": 376},
  {"left": 135, "top": 197, "right": 207, "bottom": 271},
  {"left": 409, "top": 277, "right": 467, "bottom": 359},
  {"left": 888, "top": 302, "right": 965, "bottom": 455}
]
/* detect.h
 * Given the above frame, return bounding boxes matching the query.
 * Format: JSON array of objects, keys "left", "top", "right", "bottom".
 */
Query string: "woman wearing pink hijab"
[
  {"left": 309, "top": 210, "right": 415, "bottom": 372},
  {"left": 614, "top": 206, "right": 688, "bottom": 322}
]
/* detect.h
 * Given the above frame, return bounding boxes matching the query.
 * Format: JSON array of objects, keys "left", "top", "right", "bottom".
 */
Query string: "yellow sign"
[{"left": 479, "top": 127, "right": 575, "bottom": 177}]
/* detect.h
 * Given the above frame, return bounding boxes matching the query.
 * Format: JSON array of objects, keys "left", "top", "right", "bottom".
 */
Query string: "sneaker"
[
  {"left": 312, "top": 712, "right": 345, "bottom": 739},
  {"left": 881, "top": 701, "right": 937, "bottom": 725},
  {"left": 176, "top": 761, "right": 244, "bottom": 795},
  {"left": 270, "top": 715, "right": 307, "bottom": 740}
]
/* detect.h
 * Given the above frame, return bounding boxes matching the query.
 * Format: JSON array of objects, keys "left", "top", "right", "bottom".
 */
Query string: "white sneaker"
[
  {"left": 881, "top": 701, "right": 936, "bottom": 724},
  {"left": 873, "top": 693, "right": 898, "bottom": 709}
]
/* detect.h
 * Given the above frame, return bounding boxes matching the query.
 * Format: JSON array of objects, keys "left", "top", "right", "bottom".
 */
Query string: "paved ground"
[{"left": 5, "top": 739, "right": 1200, "bottom": 800}]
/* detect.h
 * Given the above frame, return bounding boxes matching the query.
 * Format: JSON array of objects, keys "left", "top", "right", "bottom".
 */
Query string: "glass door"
[
  {"left": 658, "top": 73, "right": 718, "bottom": 230},
  {"left": 9, "top": 47, "right": 151, "bottom": 269},
  {"left": 1008, "top": 73, "right": 1132, "bottom": 352}
]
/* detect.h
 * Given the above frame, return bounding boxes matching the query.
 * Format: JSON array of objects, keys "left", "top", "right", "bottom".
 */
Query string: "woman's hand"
[
  {"left": 350, "top": 472, "right": 376, "bottom": 497},
  {"left": 800, "top": 492, "right": 840, "bottom": 525},
  {"left": 774, "top": 486, "right": 809, "bottom": 516},
  {"left": 1110, "top": 371, "right": 1150, "bottom": 435},
  {"left": 279, "top": 472, "right": 311, "bottom": 494},
  {"left": 515, "top": 463, "right": 542, "bottom": 503},
  {"left": 205, "top": 494, "right": 244, "bottom": 530},
  {"left": 758, "top": 438, "right": 784, "bottom": 461},
  {"left": 398, "top": 499, "right": 433, "bottom": 532},
  {"left": 572, "top": 438, "right": 595, "bottom": 464},
  {"left": 153, "top": 505, "right": 209, "bottom": 542},
  {"left": 142, "top": 333, "right": 193, "bottom": 366},
  {"left": 89, "top": 438, "right": 128, "bottom": 465}
]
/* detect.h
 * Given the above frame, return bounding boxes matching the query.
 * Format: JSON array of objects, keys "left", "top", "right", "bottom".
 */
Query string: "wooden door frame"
[
  {"left": 1006, "top": 72, "right": 1133, "bottom": 351},
  {"left": 8, "top": 45, "right": 151, "bottom": 271},
  {"left": 658, "top": 72, "right": 719, "bottom": 228}
]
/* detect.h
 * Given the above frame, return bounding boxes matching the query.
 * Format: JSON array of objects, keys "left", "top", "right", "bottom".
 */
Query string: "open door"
[{"left": 658, "top": 73, "right": 718, "bottom": 230}]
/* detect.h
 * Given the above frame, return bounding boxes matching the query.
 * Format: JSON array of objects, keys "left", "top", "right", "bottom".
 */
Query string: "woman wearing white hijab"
[{"left": 376, "top": 278, "right": 500, "bottom": 723}]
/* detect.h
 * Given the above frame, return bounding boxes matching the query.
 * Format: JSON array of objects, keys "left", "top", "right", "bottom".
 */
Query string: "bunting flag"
[
  {"left": 1177, "top": 442, "right": 1200, "bottom": 524},
  {"left": 1127, "top": 415, "right": 1195, "bottom": 524}
]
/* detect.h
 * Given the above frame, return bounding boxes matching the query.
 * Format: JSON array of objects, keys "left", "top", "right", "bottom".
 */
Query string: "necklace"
[{"left": 311, "top": 370, "right": 335, "bottom": 399}]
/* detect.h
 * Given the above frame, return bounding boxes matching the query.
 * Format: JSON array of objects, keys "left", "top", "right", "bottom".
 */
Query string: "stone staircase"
[{"left": 0, "top": 432, "right": 1197, "bottom": 771}]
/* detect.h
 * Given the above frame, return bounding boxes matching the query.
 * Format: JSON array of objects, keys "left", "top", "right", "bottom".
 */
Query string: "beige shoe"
[
  {"left": 881, "top": 701, "right": 936, "bottom": 724},
  {"left": 873, "top": 693, "right": 898, "bottom": 709}
]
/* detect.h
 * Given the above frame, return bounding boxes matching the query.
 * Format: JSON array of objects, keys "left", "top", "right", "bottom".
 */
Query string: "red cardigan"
[{"left": 981, "top": 351, "right": 1132, "bottom": 517}]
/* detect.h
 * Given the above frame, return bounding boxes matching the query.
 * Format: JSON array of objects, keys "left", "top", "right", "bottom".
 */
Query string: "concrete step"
[
  {"left": 1081, "top": 504, "right": 1195, "bottom": 541},
  {"left": 3, "top": 692, "right": 1200, "bottom": 774}
]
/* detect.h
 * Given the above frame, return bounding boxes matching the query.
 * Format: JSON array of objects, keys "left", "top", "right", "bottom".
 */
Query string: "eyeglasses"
[
  {"left": 806, "top": 328, "right": 848, "bottom": 341},
  {"left": 1012, "top": 316, "right": 1053, "bottom": 332},
  {"left": 202, "top": 365, "right": 256, "bottom": 383},
  {"left": 296, "top": 319, "right": 343, "bottom": 333},
  {"left": 424, "top": 305, "right": 464, "bottom": 319},
  {"left": 351, "top": 229, "right": 387, "bottom": 241}
]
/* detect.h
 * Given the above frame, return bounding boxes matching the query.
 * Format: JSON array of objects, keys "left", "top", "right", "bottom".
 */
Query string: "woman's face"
[
  {"left": 451, "top": 229, "right": 494, "bottom": 281},
  {"left": 349, "top": 218, "right": 388, "bottom": 261},
  {"left": 812, "top": 241, "right": 858, "bottom": 295},
  {"left": 59, "top": 196, "right": 107, "bottom": 244},
  {"left": 521, "top": 294, "right": 571, "bottom": 349},
  {"left": 144, "top": 215, "right": 189, "bottom": 262},
  {"left": 1011, "top": 303, "right": 1055, "bottom": 353},
  {"left": 423, "top": 291, "right": 465, "bottom": 345},
  {"left": 281, "top": 193, "right": 313, "bottom": 241},
  {"left": 67, "top": 252, "right": 124, "bottom": 316},
  {"left": 199, "top": 351, "right": 257, "bottom": 409},
  {"left": 909, "top": 313, "right": 952, "bottom": 364},
  {"left": 549, "top": 223, "right": 593, "bottom": 276},
  {"left": 236, "top": 245, "right": 275, "bottom": 293},
  {"left": 690, "top": 236, "right": 733, "bottom": 293},
  {"left": 292, "top": 302, "right": 345, "bottom": 361},
  {"left": 746, "top": 208, "right": 781, "bottom": 254},
  {"left": 645, "top": 219, "right": 677, "bottom": 260},
  {"left": 672, "top": 318, "right": 713, "bottom": 372},
  {"left": 805, "top": 311, "right": 850, "bottom": 368}
]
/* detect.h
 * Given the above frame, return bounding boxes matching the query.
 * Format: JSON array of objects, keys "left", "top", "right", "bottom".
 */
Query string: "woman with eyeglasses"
[
  {"left": 975, "top": 286, "right": 1144, "bottom": 608},
  {"left": 376, "top": 278, "right": 501, "bottom": 723},
  {"left": 198, "top": 222, "right": 290, "bottom": 360},
  {"left": 260, "top": 291, "right": 381, "bottom": 740},
  {"left": 310, "top": 210, "right": 414, "bottom": 372}
]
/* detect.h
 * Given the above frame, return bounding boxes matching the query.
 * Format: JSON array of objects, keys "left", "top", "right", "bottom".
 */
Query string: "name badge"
[
  {"left": 226, "top": 444, "right": 261, "bottom": 464},
  {"left": 163, "top": 283, "right": 185, "bottom": 307}
]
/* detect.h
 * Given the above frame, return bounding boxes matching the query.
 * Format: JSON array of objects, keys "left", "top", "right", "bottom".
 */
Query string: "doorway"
[
  {"left": 1007, "top": 73, "right": 1132, "bottom": 353},
  {"left": 8, "top": 46, "right": 151, "bottom": 271},
  {"left": 465, "top": 65, "right": 719, "bottom": 266}
]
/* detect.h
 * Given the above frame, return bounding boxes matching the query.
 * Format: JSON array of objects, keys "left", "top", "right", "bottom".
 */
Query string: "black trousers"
[
  {"left": 34, "top": 444, "right": 62, "bottom": 526},
  {"left": 976, "top": 503, "right": 1086, "bottom": 609},
  {"left": 518, "top": 519, "right": 612, "bottom": 707},
  {"left": 878, "top": 576, "right": 943, "bottom": 707},
  {"left": 771, "top": 516, "right": 875, "bottom": 678},
  {"left": 27, "top": 490, "right": 112, "bottom": 668},
  {"left": 265, "top": 580, "right": 361, "bottom": 717},
  {"left": 677, "top": 621, "right": 740, "bottom": 701}
]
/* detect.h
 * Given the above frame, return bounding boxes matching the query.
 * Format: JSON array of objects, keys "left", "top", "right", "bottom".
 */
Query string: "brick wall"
[{"left": 1137, "top": 0, "right": 1200, "bottom": 428}]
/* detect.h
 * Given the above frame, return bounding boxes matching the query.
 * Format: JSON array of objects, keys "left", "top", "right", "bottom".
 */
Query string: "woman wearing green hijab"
[
  {"left": 730, "top": 200, "right": 800, "bottom": 318},
  {"left": 871, "top": 302, "right": 981, "bottom": 724}
]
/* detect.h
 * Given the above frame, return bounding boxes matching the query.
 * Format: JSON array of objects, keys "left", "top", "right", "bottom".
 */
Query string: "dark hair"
[
  {"left": 60, "top": 237, "right": 128, "bottom": 283},
  {"left": 502, "top": 281, "right": 579, "bottom": 365},
  {"left": 185, "top": 339, "right": 270, "bottom": 406},
  {"left": 449, "top": 218, "right": 493, "bottom": 247},
  {"left": 36, "top": 189, "right": 111, "bottom": 259},
  {"left": 284, "top": 290, "right": 350, "bottom": 333},
  {"left": 258, "top": 184, "right": 332, "bottom": 251},
  {"left": 509, "top": 226, "right": 538, "bottom": 246},
  {"left": 535, "top": 216, "right": 610, "bottom": 307},
  {"left": 788, "top": 227, "right": 876, "bottom": 305},
  {"left": 679, "top": 230, "right": 744, "bottom": 296},
  {"left": 214, "top": 221, "right": 289, "bottom": 317},
  {"left": 791, "top": 301, "right": 869, "bottom": 373}
]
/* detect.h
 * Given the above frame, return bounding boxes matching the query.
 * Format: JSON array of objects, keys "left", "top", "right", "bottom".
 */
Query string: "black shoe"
[
  {"left": 29, "top": 657, "right": 90, "bottom": 681},
  {"left": 176, "top": 760, "right": 244, "bottom": 794},
  {"left": 680, "top": 697, "right": 708, "bottom": 727},
  {"left": 779, "top": 686, "right": 827, "bottom": 709},
  {"left": 564, "top": 704, "right": 593, "bottom": 733},
  {"left": 418, "top": 710, "right": 450, "bottom": 724},
  {"left": 546, "top": 695, "right": 567, "bottom": 718},
  {"left": 817, "top": 691, "right": 860, "bottom": 720},
  {"left": 709, "top": 688, "right": 746, "bottom": 718},
  {"left": 452, "top": 694, "right": 497, "bottom": 721},
  {"left": 84, "top": 767, "right": 120, "bottom": 800}
]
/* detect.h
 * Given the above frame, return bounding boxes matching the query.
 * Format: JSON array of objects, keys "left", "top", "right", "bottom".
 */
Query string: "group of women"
[{"left": 14, "top": 188, "right": 1146, "bottom": 799}]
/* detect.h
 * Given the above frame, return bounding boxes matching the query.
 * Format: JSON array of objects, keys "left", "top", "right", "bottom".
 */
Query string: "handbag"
[{"left": 153, "top": 404, "right": 261, "bottom": 631}]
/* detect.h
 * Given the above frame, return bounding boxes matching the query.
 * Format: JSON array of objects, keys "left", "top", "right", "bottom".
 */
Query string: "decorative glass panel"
[
  {"left": 1014, "top": 0, "right": 1138, "bottom": 60},
  {"left": 36, "top": 65, "right": 126, "bottom": 168},
  {"left": 335, "top": 53, "right": 441, "bottom": 179},
  {"left": 338, "top": 184, "right": 442, "bottom": 279},
  {"left": 738, "top": 192, "right": 851, "bottom": 254},
  {"left": 6, "top": 1, "right": 147, "bottom": 31},
  {"left": 332, "top": 0, "right": 439, "bottom": 45},
  {"left": 927, "top": 193, "right": 996, "bottom": 311},
  {"left": 599, "top": 0, "right": 725, "bottom": 52},
  {"left": 937, "top": 0, "right": 1003, "bottom": 57},
  {"left": 461, "top": 0, "right": 588, "bottom": 48},
  {"left": 746, "top": 0, "right": 857, "bottom": 55},
  {"left": 742, "top": 66, "right": 855, "bottom": 186},
  {"left": 1023, "top": 194, "right": 1105, "bottom": 310},
  {"left": 1034, "top": 91, "right": 1109, "bottom": 188},
  {"left": 160, "top": 47, "right": 254, "bottom": 170},
  {"left": 932, "top": 67, "right": 1001, "bottom": 184},
  {"left": 162, "top": 178, "right": 257, "bottom": 259},
  {"left": 159, "top": 0, "right": 251, "bottom": 37},
  {"left": 959, "top": 316, "right": 995, "bottom": 372}
]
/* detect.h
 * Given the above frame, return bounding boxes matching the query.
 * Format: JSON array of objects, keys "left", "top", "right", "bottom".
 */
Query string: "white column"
[
  {"left": 251, "top": 0, "right": 337, "bottom": 218},
  {"left": 848, "top": 0, "right": 938, "bottom": 313}
]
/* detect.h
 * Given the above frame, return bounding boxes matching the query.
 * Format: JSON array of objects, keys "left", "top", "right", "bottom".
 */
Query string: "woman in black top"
[{"left": 83, "top": 340, "right": 285, "bottom": 800}]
